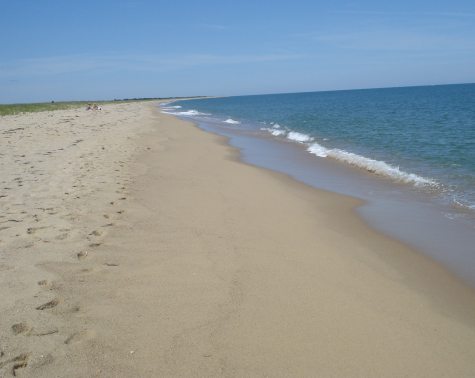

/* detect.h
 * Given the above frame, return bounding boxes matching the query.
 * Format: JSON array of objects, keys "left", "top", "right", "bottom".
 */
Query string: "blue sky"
[{"left": 1, "top": 0, "right": 474, "bottom": 103}]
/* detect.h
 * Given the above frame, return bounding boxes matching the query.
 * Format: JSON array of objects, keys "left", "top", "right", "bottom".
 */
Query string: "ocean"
[{"left": 162, "top": 84, "right": 475, "bottom": 286}]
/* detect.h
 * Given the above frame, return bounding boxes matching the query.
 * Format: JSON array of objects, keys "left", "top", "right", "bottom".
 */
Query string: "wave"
[
  {"left": 261, "top": 122, "right": 287, "bottom": 136},
  {"left": 259, "top": 124, "right": 436, "bottom": 187},
  {"left": 287, "top": 131, "right": 314, "bottom": 143},
  {"left": 270, "top": 129, "right": 286, "bottom": 136},
  {"left": 307, "top": 142, "right": 437, "bottom": 187},
  {"left": 260, "top": 127, "right": 286, "bottom": 136},
  {"left": 162, "top": 105, "right": 182, "bottom": 110},
  {"left": 224, "top": 118, "right": 241, "bottom": 124},
  {"left": 452, "top": 197, "right": 475, "bottom": 211},
  {"left": 161, "top": 109, "right": 210, "bottom": 116}
]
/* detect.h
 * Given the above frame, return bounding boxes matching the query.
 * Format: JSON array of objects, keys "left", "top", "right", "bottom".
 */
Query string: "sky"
[{"left": 1, "top": 0, "right": 475, "bottom": 103}]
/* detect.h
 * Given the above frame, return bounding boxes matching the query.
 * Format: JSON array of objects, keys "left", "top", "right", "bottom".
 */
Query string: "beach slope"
[{"left": 1, "top": 102, "right": 475, "bottom": 377}]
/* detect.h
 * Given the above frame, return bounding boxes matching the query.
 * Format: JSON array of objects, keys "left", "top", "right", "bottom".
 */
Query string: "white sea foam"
[
  {"left": 261, "top": 125, "right": 436, "bottom": 187},
  {"left": 224, "top": 118, "right": 241, "bottom": 124},
  {"left": 307, "top": 142, "right": 437, "bottom": 187},
  {"left": 271, "top": 129, "right": 286, "bottom": 136},
  {"left": 176, "top": 110, "right": 210, "bottom": 116},
  {"left": 261, "top": 127, "right": 287, "bottom": 136},
  {"left": 307, "top": 143, "right": 328, "bottom": 157},
  {"left": 287, "top": 132, "right": 314, "bottom": 143},
  {"left": 261, "top": 123, "right": 284, "bottom": 135},
  {"left": 162, "top": 109, "right": 210, "bottom": 116},
  {"left": 161, "top": 104, "right": 181, "bottom": 110},
  {"left": 452, "top": 198, "right": 475, "bottom": 211}
]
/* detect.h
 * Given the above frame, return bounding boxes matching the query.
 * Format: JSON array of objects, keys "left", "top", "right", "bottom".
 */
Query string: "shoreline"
[
  {"left": 1, "top": 102, "right": 475, "bottom": 376},
  {"left": 165, "top": 98, "right": 475, "bottom": 288},
  {"left": 170, "top": 103, "right": 475, "bottom": 300}
]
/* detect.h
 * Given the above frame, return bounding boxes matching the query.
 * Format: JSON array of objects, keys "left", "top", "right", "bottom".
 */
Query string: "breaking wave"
[
  {"left": 260, "top": 124, "right": 436, "bottom": 187},
  {"left": 224, "top": 118, "right": 241, "bottom": 124},
  {"left": 161, "top": 109, "right": 210, "bottom": 116},
  {"left": 307, "top": 142, "right": 437, "bottom": 186}
]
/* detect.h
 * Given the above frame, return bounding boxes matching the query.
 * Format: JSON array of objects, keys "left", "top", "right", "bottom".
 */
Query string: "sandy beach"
[{"left": 1, "top": 101, "right": 475, "bottom": 377}]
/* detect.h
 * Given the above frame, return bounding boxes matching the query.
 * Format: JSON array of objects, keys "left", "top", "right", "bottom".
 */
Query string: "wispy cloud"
[
  {"left": 308, "top": 30, "right": 475, "bottom": 51},
  {"left": 329, "top": 10, "right": 475, "bottom": 18},
  {"left": 293, "top": 13, "right": 475, "bottom": 53},
  {"left": 293, "top": 7, "right": 475, "bottom": 53},
  {"left": 0, "top": 52, "right": 304, "bottom": 79}
]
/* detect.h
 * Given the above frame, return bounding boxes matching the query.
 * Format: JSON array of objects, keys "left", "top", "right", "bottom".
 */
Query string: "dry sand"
[{"left": 1, "top": 101, "right": 475, "bottom": 377}]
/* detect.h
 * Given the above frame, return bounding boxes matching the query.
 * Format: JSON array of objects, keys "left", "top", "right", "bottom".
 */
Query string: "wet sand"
[{"left": 1, "top": 102, "right": 475, "bottom": 377}]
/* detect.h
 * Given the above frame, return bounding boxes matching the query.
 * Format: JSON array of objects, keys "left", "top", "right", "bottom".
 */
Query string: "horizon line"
[{"left": 1, "top": 81, "right": 474, "bottom": 106}]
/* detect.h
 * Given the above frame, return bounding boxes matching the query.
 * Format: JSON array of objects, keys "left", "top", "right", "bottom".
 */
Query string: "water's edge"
[{"left": 159, "top": 101, "right": 475, "bottom": 289}]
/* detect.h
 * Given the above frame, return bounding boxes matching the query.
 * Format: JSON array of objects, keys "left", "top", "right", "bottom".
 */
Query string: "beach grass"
[
  {"left": 0, "top": 98, "right": 162, "bottom": 116},
  {"left": 0, "top": 101, "right": 89, "bottom": 116}
]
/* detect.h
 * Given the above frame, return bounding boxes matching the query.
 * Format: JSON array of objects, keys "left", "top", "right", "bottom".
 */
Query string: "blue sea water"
[{"left": 167, "top": 84, "right": 475, "bottom": 210}]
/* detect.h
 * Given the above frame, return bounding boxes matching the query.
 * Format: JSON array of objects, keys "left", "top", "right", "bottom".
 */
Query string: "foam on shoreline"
[
  {"left": 224, "top": 118, "right": 241, "bottom": 124},
  {"left": 162, "top": 105, "right": 439, "bottom": 189},
  {"left": 161, "top": 104, "right": 448, "bottom": 198}
]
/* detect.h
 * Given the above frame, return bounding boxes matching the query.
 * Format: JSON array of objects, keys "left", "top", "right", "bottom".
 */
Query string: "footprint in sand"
[
  {"left": 12, "top": 353, "right": 29, "bottom": 376},
  {"left": 77, "top": 251, "right": 88, "bottom": 260},
  {"left": 64, "top": 329, "right": 96, "bottom": 345},
  {"left": 26, "top": 226, "right": 48, "bottom": 235},
  {"left": 55, "top": 233, "right": 69, "bottom": 240},
  {"left": 66, "top": 304, "right": 81, "bottom": 314},
  {"left": 11, "top": 322, "right": 58, "bottom": 337},
  {"left": 29, "top": 327, "right": 59, "bottom": 337},
  {"left": 0, "top": 353, "right": 29, "bottom": 376},
  {"left": 36, "top": 298, "right": 59, "bottom": 311},
  {"left": 37, "top": 280, "right": 51, "bottom": 289},
  {"left": 89, "top": 230, "right": 103, "bottom": 237},
  {"left": 0, "top": 264, "right": 13, "bottom": 272},
  {"left": 11, "top": 322, "right": 31, "bottom": 335}
]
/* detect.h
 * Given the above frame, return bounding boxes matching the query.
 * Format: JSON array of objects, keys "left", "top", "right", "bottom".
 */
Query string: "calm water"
[
  {"left": 169, "top": 84, "right": 475, "bottom": 210},
  {"left": 163, "top": 84, "right": 475, "bottom": 286}
]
